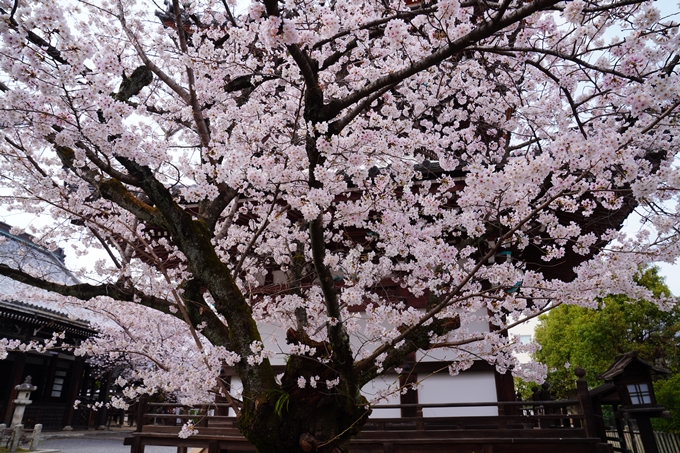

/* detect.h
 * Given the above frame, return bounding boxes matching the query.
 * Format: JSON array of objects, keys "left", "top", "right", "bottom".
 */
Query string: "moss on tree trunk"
[{"left": 239, "top": 344, "right": 370, "bottom": 453}]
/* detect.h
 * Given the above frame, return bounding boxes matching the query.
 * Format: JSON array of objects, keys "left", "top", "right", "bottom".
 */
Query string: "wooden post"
[
  {"left": 613, "top": 404, "right": 630, "bottom": 453},
  {"left": 1, "top": 354, "right": 25, "bottom": 425},
  {"left": 131, "top": 435, "right": 146, "bottom": 453},
  {"left": 494, "top": 370, "right": 517, "bottom": 416},
  {"left": 624, "top": 416, "right": 640, "bottom": 453},
  {"left": 636, "top": 416, "right": 660, "bottom": 453},
  {"left": 96, "top": 371, "right": 113, "bottom": 429},
  {"left": 399, "top": 353, "right": 419, "bottom": 418},
  {"left": 199, "top": 405, "right": 209, "bottom": 427},
  {"left": 591, "top": 398, "right": 608, "bottom": 442},
  {"left": 415, "top": 410, "right": 424, "bottom": 431},
  {"left": 575, "top": 367, "right": 597, "bottom": 439},
  {"left": 215, "top": 375, "right": 231, "bottom": 417},
  {"left": 62, "top": 357, "right": 85, "bottom": 430},
  {"left": 136, "top": 396, "right": 148, "bottom": 432}
]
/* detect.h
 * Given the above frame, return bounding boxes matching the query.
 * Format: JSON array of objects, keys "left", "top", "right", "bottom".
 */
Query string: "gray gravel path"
[{"left": 38, "top": 436, "right": 176, "bottom": 453}]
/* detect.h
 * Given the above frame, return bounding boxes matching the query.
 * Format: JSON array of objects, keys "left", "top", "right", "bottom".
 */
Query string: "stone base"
[{"left": 62, "top": 425, "right": 73, "bottom": 431}]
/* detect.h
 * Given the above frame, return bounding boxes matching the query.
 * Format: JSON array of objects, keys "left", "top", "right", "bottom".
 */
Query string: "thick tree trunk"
[
  {"left": 239, "top": 349, "right": 369, "bottom": 453},
  {"left": 240, "top": 392, "right": 369, "bottom": 453}
]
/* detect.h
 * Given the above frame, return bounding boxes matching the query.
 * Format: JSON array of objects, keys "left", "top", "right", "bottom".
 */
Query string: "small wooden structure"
[{"left": 590, "top": 351, "right": 671, "bottom": 453}]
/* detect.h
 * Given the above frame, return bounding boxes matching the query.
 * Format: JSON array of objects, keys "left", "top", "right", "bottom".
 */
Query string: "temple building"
[{"left": 0, "top": 222, "right": 108, "bottom": 430}]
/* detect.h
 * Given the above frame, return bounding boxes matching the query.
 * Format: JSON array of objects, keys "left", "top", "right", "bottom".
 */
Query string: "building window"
[
  {"left": 51, "top": 370, "right": 67, "bottom": 398},
  {"left": 626, "top": 383, "right": 652, "bottom": 405},
  {"left": 519, "top": 335, "right": 532, "bottom": 345}
]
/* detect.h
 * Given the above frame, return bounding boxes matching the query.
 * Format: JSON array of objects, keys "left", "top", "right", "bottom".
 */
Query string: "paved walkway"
[
  {"left": 34, "top": 427, "right": 175, "bottom": 453},
  {"left": 38, "top": 437, "right": 175, "bottom": 453}
]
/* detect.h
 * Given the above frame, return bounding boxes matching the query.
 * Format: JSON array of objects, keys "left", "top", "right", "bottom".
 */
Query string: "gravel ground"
[{"left": 37, "top": 436, "right": 176, "bottom": 453}]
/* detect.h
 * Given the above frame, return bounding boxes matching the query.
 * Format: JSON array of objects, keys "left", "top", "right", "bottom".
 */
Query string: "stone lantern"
[{"left": 11, "top": 376, "right": 37, "bottom": 427}]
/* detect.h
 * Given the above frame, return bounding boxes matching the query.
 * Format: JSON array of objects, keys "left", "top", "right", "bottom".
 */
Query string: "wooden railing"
[
  {"left": 135, "top": 399, "right": 585, "bottom": 430},
  {"left": 135, "top": 401, "right": 238, "bottom": 430},
  {"left": 125, "top": 398, "right": 613, "bottom": 453},
  {"left": 121, "top": 365, "right": 630, "bottom": 453},
  {"left": 364, "top": 400, "right": 585, "bottom": 431}
]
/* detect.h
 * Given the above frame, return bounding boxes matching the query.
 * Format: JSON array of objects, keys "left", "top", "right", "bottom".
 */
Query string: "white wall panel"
[
  {"left": 418, "top": 372, "right": 498, "bottom": 417},
  {"left": 228, "top": 377, "right": 243, "bottom": 417},
  {"left": 361, "top": 374, "right": 401, "bottom": 418}
]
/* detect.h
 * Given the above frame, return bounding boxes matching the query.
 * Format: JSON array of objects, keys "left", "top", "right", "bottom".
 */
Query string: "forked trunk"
[
  {"left": 239, "top": 355, "right": 369, "bottom": 453},
  {"left": 239, "top": 385, "right": 370, "bottom": 453}
]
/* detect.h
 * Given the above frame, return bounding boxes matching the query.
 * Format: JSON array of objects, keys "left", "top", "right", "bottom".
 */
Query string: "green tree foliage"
[
  {"left": 533, "top": 267, "right": 680, "bottom": 432},
  {"left": 654, "top": 374, "right": 680, "bottom": 433}
]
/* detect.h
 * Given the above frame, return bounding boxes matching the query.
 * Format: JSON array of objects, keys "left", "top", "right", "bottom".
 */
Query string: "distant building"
[{"left": 0, "top": 222, "right": 107, "bottom": 430}]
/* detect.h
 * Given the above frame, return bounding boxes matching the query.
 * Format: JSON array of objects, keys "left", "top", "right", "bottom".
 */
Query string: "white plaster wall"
[
  {"left": 417, "top": 372, "right": 498, "bottom": 417},
  {"left": 257, "top": 322, "right": 289, "bottom": 366},
  {"left": 416, "top": 307, "right": 491, "bottom": 363},
  {"left": 228, "top": 376, "right": 244, "bottom": 417},
  {"left": 255, "top": 306, "right": 491, "bottom": 366},
  {"left": 361, "top": 374, "right": 401, "bottom": 418},
  {"left": 230, "top": 372, "right": 404, "bottom": 418}
]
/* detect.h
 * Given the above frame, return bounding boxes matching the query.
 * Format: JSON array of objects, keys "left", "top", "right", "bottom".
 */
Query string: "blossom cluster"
[{"left": 0, "top": 0, "right": 677, "bottom": 419}]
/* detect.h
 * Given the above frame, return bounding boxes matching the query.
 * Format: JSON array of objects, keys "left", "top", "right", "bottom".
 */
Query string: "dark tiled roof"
[
  {"left": 0, "top": 299, "right": 95, "bottom": 338},
  {"left": 597, "top": 351, "right": 671, "bottom": 381},
  {"left": 0, "top": 221, "right": 67, "bottom": 263}
]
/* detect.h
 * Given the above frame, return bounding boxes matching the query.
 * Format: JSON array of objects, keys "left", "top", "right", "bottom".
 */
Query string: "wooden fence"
[
  {"left": 124, "top": 399, "right": 613, "bottom": 453},
  {"left": 606, "top": 429, "right": 680, "bottom": 453},
  {"left": 655, "top": 431, "right": 680, "bottom": 453}
]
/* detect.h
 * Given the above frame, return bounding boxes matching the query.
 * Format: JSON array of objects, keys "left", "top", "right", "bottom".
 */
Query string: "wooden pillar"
[
  {"left": 215, "top": 376, "right": 231, "bottom": 417},
  {"left": 636, "top": 416, "right": 660, "bottom": 453},
  {"left": 1, "top": 354, "right": 26, "bottom": 425},
  {"left": 131, "top": 436, "right": 146, "bottom": 453},
  {"left": 624, "top": 416, "right": 640, "bottom": 453},
  {"left": 494, "top": 370, "right": 517, "bottom": 416},
  {"left": 575, "top": 367, "right": 597, "bottom": 439},
  {"left": 488, "top": 311, "right": 517, "bottom": 416},
  {"left": 136, "top": 396, "right": 148, "bottom": 432},
  {"left": 591, "top": 399, "right": 607, "bottom": 442},
  {"left": 613, "top": 404, "right": 629, "bottom": 453},
  {"left": 44, "top": 355, "right": 59, "bottom": 400},
  {"left": 399, "top": 352, "right": 419, "bottom": 418},
  {"left": 96, "top": 372, "right": 112, "bottom": 429},
  {"left": 62, "top": 357, "right": 85, "bottom": 430}
]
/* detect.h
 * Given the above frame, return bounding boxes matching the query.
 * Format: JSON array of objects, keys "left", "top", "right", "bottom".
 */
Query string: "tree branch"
[
  {"left": 323, "top": 0, "right": 561, "bottom": 121},
  {"left": 49, "top": 142, "right": 165, "bottom": 227},
  {"left": 113, "top": 155, "right": 276, "bottom": 394},
  {"left": 118, "top": 7, "right": 191, "bottom": 104},
  {"left": 328, "top": 83, "right": 396, "bottom": 135},
  {"left": 0, "top": 263, "right": 174, "bottom": 314}
]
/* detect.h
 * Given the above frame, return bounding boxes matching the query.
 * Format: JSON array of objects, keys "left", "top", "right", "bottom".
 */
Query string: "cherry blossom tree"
[{"left": 0, "top": 0, "right": 679, "bottom": 451}]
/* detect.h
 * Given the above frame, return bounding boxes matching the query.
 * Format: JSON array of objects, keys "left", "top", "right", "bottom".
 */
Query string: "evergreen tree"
[{"left": 534, "top": 267, "right": 680, "bottom": 432}]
